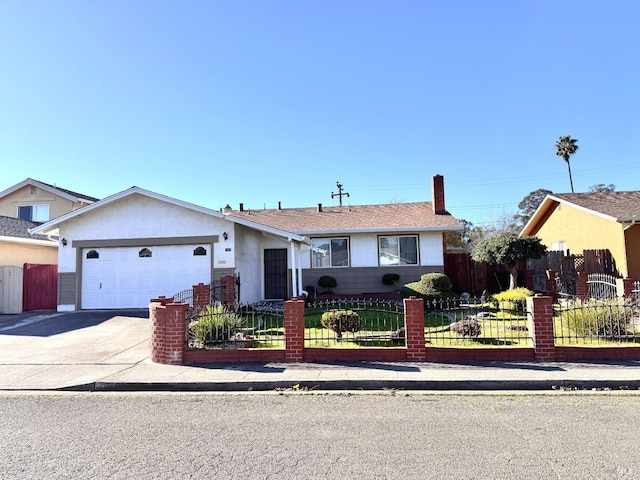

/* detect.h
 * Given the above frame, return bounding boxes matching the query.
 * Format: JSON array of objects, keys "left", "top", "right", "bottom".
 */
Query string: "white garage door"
[{"left": 81, "top": 245, "right": 211, "bottom": 309}]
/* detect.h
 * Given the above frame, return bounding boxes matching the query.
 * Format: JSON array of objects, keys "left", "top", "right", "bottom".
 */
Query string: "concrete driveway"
[{"left": 0, "top": 310, "right": 150, "bottom": 365}]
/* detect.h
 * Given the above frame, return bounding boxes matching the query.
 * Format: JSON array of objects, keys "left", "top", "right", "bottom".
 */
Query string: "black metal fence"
[
  {"left": 426, "top": 297, "right": 532, "bottom": 346},
  {"left": 554, "top": 296, "right": 640, "bottom": 345},
  {"left": 303, "top": 298, "right": 405, "bottom": 347},
  {"left": 186, "top": 302, "right": 284, "bottom": 350}
]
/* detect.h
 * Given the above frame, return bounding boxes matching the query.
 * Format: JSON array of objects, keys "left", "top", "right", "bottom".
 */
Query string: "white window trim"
[
  {"left": 378, "top": 234, "right": 420, "bottom": 266},
  {"left": 311, "top": 237, "right": 350, "bottom": 268}
]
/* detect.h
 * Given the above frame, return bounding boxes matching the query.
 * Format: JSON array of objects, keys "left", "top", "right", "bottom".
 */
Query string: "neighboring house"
[
  {"left": 227, "top": 174, "right": 461, "bottom": 297},
  {"left": 0, "top": 216, "right": 58, "bottom": 313},
  {"left": 30, "top": 175, "right": 461, "bottom": 311},
  {"left": 0, "top": 216, "right": 58, "bottom": 267},
  {"left": 0, "top": 178, "right": 99, "bottom": 222},
  {"left": 520, "top": 191, "right": 640, "bottom": 279}
]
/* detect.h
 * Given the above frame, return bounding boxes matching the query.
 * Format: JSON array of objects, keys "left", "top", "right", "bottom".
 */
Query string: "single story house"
[
  {"left": 30, "top": 175, "right": 461, "bottom": 311},
  {"left": 520, "top": 191, "right": 640, "bottom": 279}
]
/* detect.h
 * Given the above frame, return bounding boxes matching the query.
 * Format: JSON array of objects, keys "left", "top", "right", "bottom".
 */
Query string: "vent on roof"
[
  {"left": 278, "top": 201, "right": 282, "bottom": 210},
  {"left": 239, "top": 203, "right": 244, "bottom": 212},
  {"left": 317, "top": 203, "right": 323, "bottom": 213}
]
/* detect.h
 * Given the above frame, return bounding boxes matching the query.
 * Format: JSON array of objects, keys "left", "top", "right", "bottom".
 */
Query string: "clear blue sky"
[{"left": 1, "top": 1, "right": 638, "bottom": 227}]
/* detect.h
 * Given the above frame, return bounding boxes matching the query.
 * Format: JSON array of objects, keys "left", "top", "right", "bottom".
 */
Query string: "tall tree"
[
  {"left": 471, "top": 232, "right": 546, "bottom": 290},
  {"left": 588, "top": 183, "right": 615, "bottom": 192},
  {"left": 555, "top": 135, "right": 579, "bottom": 193},
  {"left": 514, "top": 188, "right": 553, "bottom": 230}
]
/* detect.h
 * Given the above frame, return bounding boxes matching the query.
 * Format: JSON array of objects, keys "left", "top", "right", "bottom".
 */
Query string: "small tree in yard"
[{"left": 471, "top": 232, "right": 546, "bottom": 290}]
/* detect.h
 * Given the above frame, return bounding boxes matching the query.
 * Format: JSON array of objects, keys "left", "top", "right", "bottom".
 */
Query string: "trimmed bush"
[
  {"left": 321, "top": 309, "right": 361, "bottom": 341},
  {"left": 317, "top": 275, "right": 337, "bottom": 292},
  {"left": 382, "top": 273, "right": 400, "bottom": 285},
  {"left": 189, "top": 303, "right": 244, "bottom": 345},
  {"left": 492, "top": 288, "right": 533, "bottom": 312},
  {"left": 400, "top": 273, "right": 457, "bottom": 304}
]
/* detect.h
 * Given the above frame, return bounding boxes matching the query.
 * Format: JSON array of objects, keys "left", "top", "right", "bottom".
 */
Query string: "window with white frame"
[
  {"left": 18, "top": 204, "right": 50, "bottom": 222},
  {"left": 311, "top": 238, "right": 349, "bottom": 268},
  {"left": 378, "top": 235, "right": 419, "bottom": 266}
]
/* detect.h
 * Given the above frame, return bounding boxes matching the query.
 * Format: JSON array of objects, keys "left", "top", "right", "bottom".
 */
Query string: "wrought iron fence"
[
  {"left": 186, "top": 302, "right": 284, "bottom": 350},
  {"left": 173, "top": 288, "right": 194, "bottom": 307},
  {"left": 304, "top": 298, "right": 405, "bottom": 347},
  {"left": 426, "top": 297, "right": 532, "bottom": 347},
  {"left": 587, "top": 273, "right": 618, "bottom": 299},
  {"left": 554, "top": 296, "right": 640, "bottom": 345},
  {"left": 555, "top": 271, "right": 576, "bottom": 298}
]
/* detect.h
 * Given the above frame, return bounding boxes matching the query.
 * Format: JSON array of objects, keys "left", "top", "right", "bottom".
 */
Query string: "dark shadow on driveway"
[{"left": 0, "top": 309, "right": 149, "bottom": 337}]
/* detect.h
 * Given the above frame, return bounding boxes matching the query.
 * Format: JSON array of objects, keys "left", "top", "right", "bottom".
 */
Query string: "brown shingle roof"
[
  {"left": 227, "top": 202, "right": 461, "bottom": 234},
  {"left": 0, "top": 215, "right": 53, "bottom": 241},
  {"left": 552, "top": 191, "right": 640, "bottom": 221}
]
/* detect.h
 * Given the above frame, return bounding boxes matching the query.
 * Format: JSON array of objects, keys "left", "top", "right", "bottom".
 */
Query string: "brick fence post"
[
  {"left": 150, "top": 301, "right": 188, "bottom": 364},
  {"left": 527, "top": 295, "right": 556, "bottom": 362},
  {"left": 193, "top": 283, "right": 210, "bottom": 309},
  {"left": 220, "top": 275, "right": 237, "bottom": 308},
  {"left": 576, "top": 271, "right": 589, "bottom": 299},
  {"left": 616, "top": 278, "right": 636, "bottom": 297},
  {"left": 284, "top": 298, "right": 305, "bottom": 362},
  {"left": 404, "top": 296, "right": 426, "bottom": 361}
]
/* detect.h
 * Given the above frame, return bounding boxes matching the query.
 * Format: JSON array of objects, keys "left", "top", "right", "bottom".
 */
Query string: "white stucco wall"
[
  {"left": 57, "top": 194, "right": 235, "bottom": 274},
  {"left": 299, "top": 231, "right": 444, "bottom": 269}
]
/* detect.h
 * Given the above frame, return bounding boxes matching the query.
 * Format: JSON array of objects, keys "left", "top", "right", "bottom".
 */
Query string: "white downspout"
[
  {"left": 296, "top": 242, "right": 305, "bottom": 297},
  {"left": 290, "top": 240, "right": 298, "bottom": 298}
]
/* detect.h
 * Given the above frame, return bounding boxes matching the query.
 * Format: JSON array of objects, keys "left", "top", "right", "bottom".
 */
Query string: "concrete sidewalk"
[
  {"left": 2, "top": 358, "right": 640, "bottom": 392},
  {"left": 2, "top": 310, "right": 640, "bottom": 392}
]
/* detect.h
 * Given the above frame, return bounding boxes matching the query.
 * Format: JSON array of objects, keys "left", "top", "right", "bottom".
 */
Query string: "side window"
[{"left": 18, "top": 204, "right": 49, "bottom": 221}]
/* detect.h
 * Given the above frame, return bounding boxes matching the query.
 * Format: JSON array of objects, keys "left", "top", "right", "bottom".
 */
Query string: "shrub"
[
  {"left": 382, "top": 273, "right": 400, "bottom": 285},
  {"left": 492, "top": 288, "right": 533, "bottom": 312},
  {"left": 321, "top": 309, "right": 361, "bottom": 341},
  {"left": 400, "top": 273, "right": 457, "bottom": 305},
  {"left": 189, "top": 303, "right": 244, "bottom": 345},
  {"left": 561, "top": 299, "right": 633, "bottom": 339},
  {"left": 450, "top": 319, "right": 482, "bottom": 337},
  {"left": 317, "top": 275, "right": 337, "bottom": 292}
]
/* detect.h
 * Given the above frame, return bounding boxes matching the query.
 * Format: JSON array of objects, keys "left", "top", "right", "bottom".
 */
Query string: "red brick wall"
[{"left": 150, "top": 301, "right": 188, "bottom": 365}]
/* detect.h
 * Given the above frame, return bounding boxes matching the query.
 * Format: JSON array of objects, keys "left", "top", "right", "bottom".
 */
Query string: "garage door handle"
[{"left": 99, "top": 282, "right": 102, "bottom": 289}]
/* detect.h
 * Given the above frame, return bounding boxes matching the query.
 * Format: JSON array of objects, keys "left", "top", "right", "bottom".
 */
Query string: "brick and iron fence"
[{"left": 150, "top": 281, "right": 640, "bottom": 365}]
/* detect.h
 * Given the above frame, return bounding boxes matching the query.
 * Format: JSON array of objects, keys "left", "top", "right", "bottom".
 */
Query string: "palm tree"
[{"left": 555, "top": 135, "right": 579, "bottom": 193}]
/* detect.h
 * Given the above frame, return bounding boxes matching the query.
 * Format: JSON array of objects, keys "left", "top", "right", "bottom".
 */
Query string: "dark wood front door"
[{"left": 264, "top": 249, "right": 288, "bottom": 300}]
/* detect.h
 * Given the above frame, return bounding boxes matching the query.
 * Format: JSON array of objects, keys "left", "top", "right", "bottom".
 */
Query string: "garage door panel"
[{"left": 81, "top": 245, "right": 211, "bottom": 309}]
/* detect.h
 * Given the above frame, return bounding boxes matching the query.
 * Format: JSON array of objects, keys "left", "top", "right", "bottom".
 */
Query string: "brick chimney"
[{"left": 432, "top": 175, "right": 446, "bottom": 214}]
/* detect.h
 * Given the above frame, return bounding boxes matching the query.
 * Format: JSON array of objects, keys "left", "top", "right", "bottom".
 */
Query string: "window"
[
  {"left": 139, "top": 248, "right": 152, "bottom": 258},
  {"left": 378, "top": 235, "right": 418, "bottom": 266},
  {"left": 18, "top": 204, "right": 50, "bottom": 222},
  {"left": 311, "top": 238, "right": 349, "bottom": 268},
  {"left": 193, "top": 246, "right": 207, "bottom": 256},
  {"left": 551, "top": 241, "right": 567, "bottom": 253},
  {"left": 86, "top": 250, "right": 99, "bottom": 259}
]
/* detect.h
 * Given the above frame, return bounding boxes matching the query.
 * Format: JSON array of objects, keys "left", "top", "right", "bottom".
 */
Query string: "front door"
[{"left": 264, "top": 249, "right": 288, "bottom": 300}]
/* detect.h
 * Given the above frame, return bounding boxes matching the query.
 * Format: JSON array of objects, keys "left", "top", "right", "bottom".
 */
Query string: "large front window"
[
  {"left": 379, "top": 235, "right": 418, "bottom": 266},
  {"left": 18, "top": 204, "right": 50, "bottom": 222},
  {"left": 312, "top": 238, "right": 349, "bottom": 267}
]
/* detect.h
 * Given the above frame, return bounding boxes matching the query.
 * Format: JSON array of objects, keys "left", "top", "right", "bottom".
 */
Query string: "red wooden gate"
[{"left": 22, "top": 263, "right": 58, "bottom": 311}]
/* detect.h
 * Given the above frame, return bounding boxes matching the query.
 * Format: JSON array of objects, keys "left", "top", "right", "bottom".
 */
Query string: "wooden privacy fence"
[{"left": 446, "top": 249, "right": 621, "bottom": 296}]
